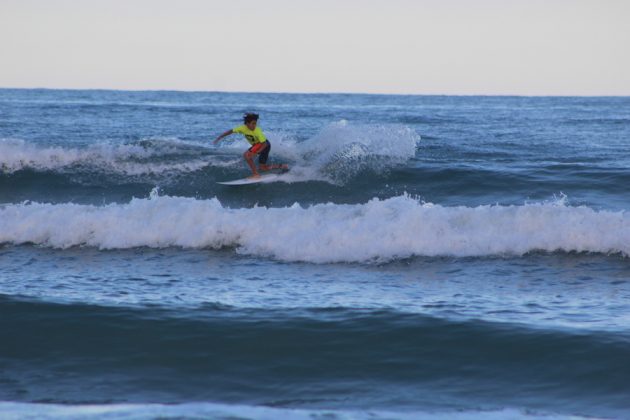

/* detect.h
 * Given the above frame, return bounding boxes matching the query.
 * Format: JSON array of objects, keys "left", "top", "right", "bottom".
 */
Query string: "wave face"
[
  {"left": 1, "top": 193, "right": 629, "bottom": 263},
  {"left": 1, "top": 296, "right": 629, "bottom": 418}
]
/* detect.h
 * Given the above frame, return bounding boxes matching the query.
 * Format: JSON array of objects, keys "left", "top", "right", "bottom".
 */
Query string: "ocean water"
[{"left": 1, "top": 88, "right": 630, "bottom": 420}]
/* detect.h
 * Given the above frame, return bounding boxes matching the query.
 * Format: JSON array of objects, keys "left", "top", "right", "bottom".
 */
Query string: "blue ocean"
[{"left": 1, "top": 88, "right": 630, "bottom": 419}]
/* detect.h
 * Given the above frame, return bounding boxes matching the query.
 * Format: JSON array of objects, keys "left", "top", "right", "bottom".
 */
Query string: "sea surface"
[{"left": 1, "top": 88, "right": 630, "bottom": 419}]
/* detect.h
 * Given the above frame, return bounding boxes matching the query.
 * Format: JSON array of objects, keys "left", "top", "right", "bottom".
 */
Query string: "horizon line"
[{"left": 1, "top": 85, "right": 629, "bottom": 98}]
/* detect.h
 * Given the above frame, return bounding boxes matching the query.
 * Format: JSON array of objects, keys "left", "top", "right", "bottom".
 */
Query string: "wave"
[
  {"left": 0, "top": 402, "right": 592, "bottom": 420},
  {"left": 0, "top": 138, "right": 221, "bottom": 176},
  {"left": 1, "top": 193, "right": 629, "bottom": 263},
  {"left": 0, "top": 121, "right": 420, "bottom": 185},
  {"left": 1, "top": 296, "right": 629, "bottom": 416}
]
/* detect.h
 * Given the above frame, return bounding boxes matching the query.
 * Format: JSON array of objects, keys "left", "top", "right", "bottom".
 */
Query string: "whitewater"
[
  {"left": 1, "top": 89, "right": 630, "bottom": 419},
  {"left": 2, "top": 192, "right": 630, "bottom": 263}
]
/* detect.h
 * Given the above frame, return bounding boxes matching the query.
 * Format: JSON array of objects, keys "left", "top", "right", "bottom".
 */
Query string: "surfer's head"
[{"left": 243, "top": 113, "right": 259, "bottom": 130}]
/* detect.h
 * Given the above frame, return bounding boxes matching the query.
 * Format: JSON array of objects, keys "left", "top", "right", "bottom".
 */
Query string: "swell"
[
  {"left": 398, "top": 164, "right": 630, "bottom": 197},
  {"left": 1, "top": 296, "right": 629, "bottom": 415}
]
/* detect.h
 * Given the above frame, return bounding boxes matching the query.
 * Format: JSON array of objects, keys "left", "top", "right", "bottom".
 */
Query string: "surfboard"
[{"left": 217, "top": 169, "right": 289, "bottom": 186}]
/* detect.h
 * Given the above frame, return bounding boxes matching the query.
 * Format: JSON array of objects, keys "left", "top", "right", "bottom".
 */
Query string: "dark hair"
[{"left": 243, "top": 113, "right": 259, "bottom": 124}]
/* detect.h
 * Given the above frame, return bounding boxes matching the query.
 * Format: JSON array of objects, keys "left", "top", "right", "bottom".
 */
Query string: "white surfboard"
[{"left": 217, "top": 171, "right": 288, "bottom": 186}]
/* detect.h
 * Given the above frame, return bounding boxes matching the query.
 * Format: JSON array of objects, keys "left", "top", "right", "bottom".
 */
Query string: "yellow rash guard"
[{"left": 232, "top": 125, "right": 267, "bottom": 145}]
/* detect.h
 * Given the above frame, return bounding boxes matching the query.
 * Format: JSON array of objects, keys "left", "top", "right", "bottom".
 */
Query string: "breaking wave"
[
  {"left": 0, "top": 121, "right": 420, "bottom": 185},
  {"left": 1, "top": 192, "right": 628, "bottom": 263},
  {"left": 0, "top": 138, "right": 219, "bottom": 175}
]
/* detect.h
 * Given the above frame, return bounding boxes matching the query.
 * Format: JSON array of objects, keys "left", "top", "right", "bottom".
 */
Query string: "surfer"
[{"left": 214, "top": 113, "right": 287, "bottom": 178}]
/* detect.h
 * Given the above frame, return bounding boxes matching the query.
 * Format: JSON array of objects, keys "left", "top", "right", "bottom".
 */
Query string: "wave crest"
[
  {"left": 0, "top": 138, "right": 217, "bottom": 175},
  {"left": 1, "top": 194, "right": 629, "bottom": 263}
]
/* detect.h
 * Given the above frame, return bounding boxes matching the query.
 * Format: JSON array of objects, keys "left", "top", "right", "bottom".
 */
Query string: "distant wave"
[{"left": 1, "top": 192, "right": 629, "bottom": 263}]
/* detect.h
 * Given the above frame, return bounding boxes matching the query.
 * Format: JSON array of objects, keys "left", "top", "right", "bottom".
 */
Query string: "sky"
[{"left": 1, "top": 0, "right": 629, "bottom": 95}]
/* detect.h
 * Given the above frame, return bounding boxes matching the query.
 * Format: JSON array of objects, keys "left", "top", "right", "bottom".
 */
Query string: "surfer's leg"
[
  {"left": 258, "top": 141, "right": 272, "bottom": 171},
  {"left": 244, "top": 148, "right": 260, "bottom": 177},
  {"left": 257, "top": 141, "right": 287, "bottom": 171}
]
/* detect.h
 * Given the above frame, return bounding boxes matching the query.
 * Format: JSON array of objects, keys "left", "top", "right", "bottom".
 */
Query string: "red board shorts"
[{"left": 248, "top": 141, "right": 270, "bottom": 164}]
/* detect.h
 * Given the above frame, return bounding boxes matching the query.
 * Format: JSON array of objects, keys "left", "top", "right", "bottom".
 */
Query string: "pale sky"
[{"left": 1, "top": 0, "right": 629, "bottom": 95}]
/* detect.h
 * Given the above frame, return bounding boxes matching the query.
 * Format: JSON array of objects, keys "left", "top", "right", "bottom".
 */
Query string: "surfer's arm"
[{"left": 214, "top": 129, "right": 234, "bottom": 144}]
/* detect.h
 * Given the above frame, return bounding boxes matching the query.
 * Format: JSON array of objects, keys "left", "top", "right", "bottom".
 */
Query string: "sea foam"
[
  {"left": 0, "top": 401, "right": 577, "bottom": 420},
  {"left": 1, "top": 193, "right": 629, "bottom": 263},
  {"left": 0, "top": 138, "right": 218, "bottom": 175},
  {"left": 297, "top": 120, "right": 419, "bottom": 182}
]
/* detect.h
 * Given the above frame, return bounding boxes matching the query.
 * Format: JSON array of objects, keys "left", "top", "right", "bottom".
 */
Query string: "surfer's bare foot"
[
  {"left": 248, "top": 173, "right": 261, "bottom": 179},
  {"left": 260, "top": 164, "right": 288, "bottom": 171}
]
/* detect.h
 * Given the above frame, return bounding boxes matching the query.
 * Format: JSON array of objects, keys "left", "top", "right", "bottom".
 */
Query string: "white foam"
[
  {"left": 302, "top": 120, "right": 419, "bottom": 160},
  {"left": 0, "top": 138, "right": 217, "bottom": 175},
  {"left": 1, "top": 194, "right": 629, "bottom": 263},
  {"left": 294, "top": 120, "right": 420, "bottom": 182},
  {"left": 0, "top": 401, "right": 582, "bottom": 420},
  {"left": 214, "top": 121, "right": 421, "bottom": 183}
]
